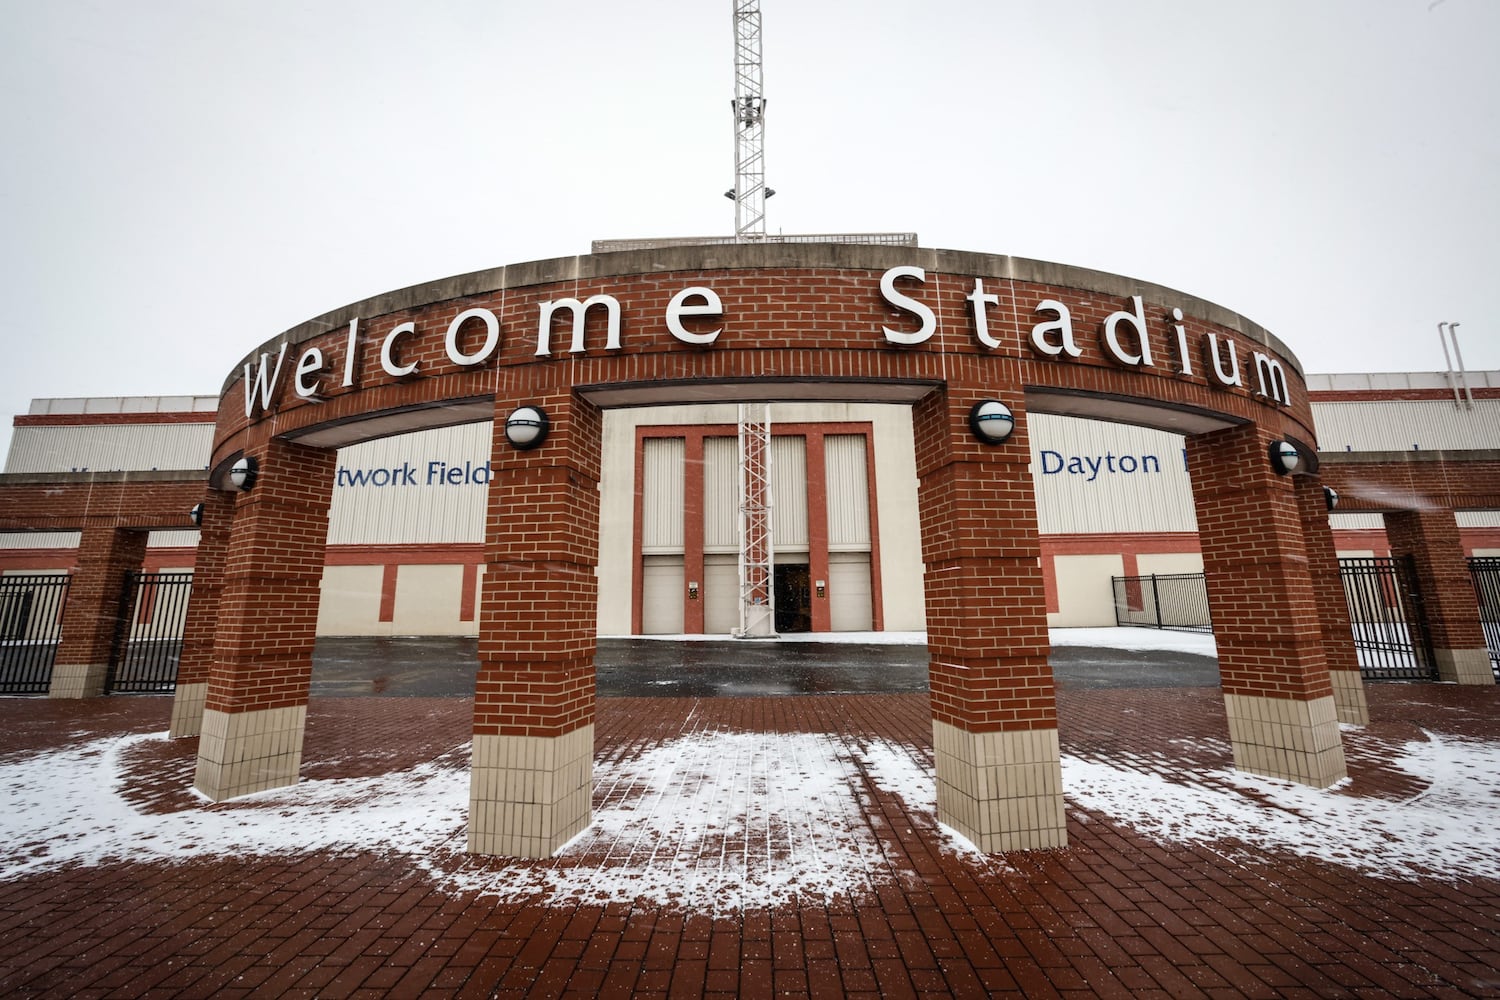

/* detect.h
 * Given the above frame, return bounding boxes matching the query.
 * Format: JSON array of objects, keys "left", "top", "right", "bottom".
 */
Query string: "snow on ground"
[
  {"left": 1063, "top": 730, "right": 1500, "bottom": 882},
  {"left": 5, "top": 719, "right": 1500, "bottom": 906}
]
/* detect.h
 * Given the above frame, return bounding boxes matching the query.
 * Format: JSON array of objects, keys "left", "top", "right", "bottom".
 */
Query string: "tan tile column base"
[
  {"left": 47, "top": 663, "right": 107, "bottom": 699},
  {"left": 933, "top": 720, "right": 1067, "bottom": 852},
  {"left": 1223, "top": 693, "right": 1346, "bottom": 787},
  {"left": 168, "top": 682, "right": 208, "bottom": 738},
  {"left": 1435, "top": 648, "right": 1496, "bottom": 686},
  {"left": 1330, "top": 669, "right": 1370, "bottom": 727},
  {"left": 194, "top": 705, "right": 308, "bottom": 801},
  {"left": 469, "top": 725, "right": 593, "bottom": 858}
]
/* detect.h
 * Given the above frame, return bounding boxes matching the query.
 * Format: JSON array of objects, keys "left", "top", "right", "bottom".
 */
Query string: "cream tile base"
[
  {"left": 47, "top": 663, "right": 107, "bottom": 699},
  {"left": 469, "top": 725, "right": 594, "bottom": 858},
  {"left": 1330, "top": 669, "right": 1369, "bottom": 727},
  {"left": 1435, "top": 648, "right": 1496, "bottom": 686},
  {"left": 933, "top": 720, "right": 1067, "bottom": 852},
  {"left": 194, "top": 705, "right": 307, "bottom": 801},
  {"left": 1223, "top": 693, "right": 1346, "bottom": 787},
  {"left": 169, "top": 682, "right": 208, "bottom": 738}
]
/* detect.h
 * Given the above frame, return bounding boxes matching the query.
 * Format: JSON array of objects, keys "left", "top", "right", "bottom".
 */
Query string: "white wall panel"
[
  {"left": 327, "top": 424, "right": 489, "bottom": 545},
  {"left": 773, "top": 435, "right": 808, "bottom": 551},
  {"left": 641, "top": 437, "right": 685, "bottom": 553},
  {"left": 0, "top": 532, "right": 80, "bottom": 549},
  {"left": 703, "top": 437, "right": 738, "bottom": 552},
  {"left": 828, "top": 552, "right": 872, "bottom": 631},
  {"left": 4, "top": 424, "right": 213, "bottom": 473},
  {"left": 1029, "top": 415, "right": 1195, "bottom": 534},
  {"left": 824, "top": 435, "right": 871, "bottom": 551},
  {"left": 641, "top": 555, "right": 685, "bottom": 634},
  {"left": 1310, "top": 399, "right": 1500, "bottom": 452},
  {"left": 1048, "top": 553, "right": 1124, "bottom": 627}
]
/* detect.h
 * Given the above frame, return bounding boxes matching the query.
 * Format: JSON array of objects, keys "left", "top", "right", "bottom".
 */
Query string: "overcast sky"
[{"left": 1, "top": 0, "right": 1495, "bottom": 460}]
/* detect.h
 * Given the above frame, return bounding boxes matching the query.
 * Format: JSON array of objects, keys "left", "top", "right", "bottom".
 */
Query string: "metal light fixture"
[
  {"left": 229, "top": 456, "right": 259, "bottom": 491},
  {"left": 189, "top": 503, "right": 204, "bottom": 526},
  {"left": 504, "top": 406, "right": 550, "bottom": 451},
  {"left": 968, "top": 400, "right": 1015, "bottom": 444},
  {"left": 1324, "top": 486, "right": 1339, "bottom": 511},
  {"left": 1269, "top": 440, "right": 1300, "bottom": 475}
]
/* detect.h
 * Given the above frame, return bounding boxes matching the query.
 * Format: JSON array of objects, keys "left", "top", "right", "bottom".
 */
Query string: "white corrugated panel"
[
  {"left": 641, "top": 437, "right": 685, "bottom": 553},
  {"left": 641, "top": 555, "right": 685, "bottom": 633},
  {"left": 703, "top": 437, "right": 739, "bottom": 552},
  {"left": 703, "top": 553, "right": 738, "bottom": 633},
  {"left": 1458, "top": 511, "right": 1500, "bottom": 528},
  {"left": 4, "top": 424, "right": 213, "bottom": 473},
  {"left": 1329, "top": 513, "right": 1385, "bottom": 530},
  {"left": 828, "top": 552, "right": 873, "bottom": 631},
  {"left": 1030, "top": 415, "right": 1195, "bottom": 534},
  {"left": 148, "top": 530, "right": 200, "bottom": 548},
  {"left": 327, "top": 424, "right": 489, "bottom": 545},
  {"left": 773, "top": 435, "right": 808, "bottom": 550},
  {"left": 1310, "top": 399, "right": 1500, "bottom": 452},
  {"left": 824, "top": 435, "right": 871, "bottom": 550},
  {"left": 0, "top": 531, "right": 80, "bottom": 548}
]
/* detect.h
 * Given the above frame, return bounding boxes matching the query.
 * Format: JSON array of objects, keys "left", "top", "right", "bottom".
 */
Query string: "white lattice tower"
[
  {"left": 730, "top": 0, "right": 769, "bottom": 241},
  {"left": 736, "top": 402, "right": 776, "bottom": 637}
]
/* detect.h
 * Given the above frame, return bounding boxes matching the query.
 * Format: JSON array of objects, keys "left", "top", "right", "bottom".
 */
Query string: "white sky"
[{"left": 2, "top": 1, "right": 1496, "bottom": 461}]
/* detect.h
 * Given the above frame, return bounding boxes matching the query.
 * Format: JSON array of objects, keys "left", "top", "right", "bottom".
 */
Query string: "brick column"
[
  {"left": 169, "top": 488, "right": 235, "bottom": 737},
  {"left": 470, "top": 391, "right": 602, "bottom": 858},
  {"left": 48, "top": 524, "right": 148, "bottom": 698},
  {"left": 1386, "top": 508, "right": 1494, "bottom": 685},
  {"left": 1294, "top": 475, "right": 1369, "bottom": 725},
  {"left": 194, "top": 440, "right": 336, "bottom": 801},
  {"left": 912, "top": 383, "right": 1064, "bottom": 852},
  {"left": 1187, "top": 424, "right": 1346, "bottom": 787}
]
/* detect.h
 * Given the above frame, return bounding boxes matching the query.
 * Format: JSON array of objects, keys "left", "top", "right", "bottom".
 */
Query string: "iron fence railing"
[{"left": 1110, "top": 573, "right": 1212, "bottom": 632}]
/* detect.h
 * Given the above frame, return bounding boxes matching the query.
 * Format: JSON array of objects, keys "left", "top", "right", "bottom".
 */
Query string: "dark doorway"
[{"left": 774, "top": 563, "right": 811, "bottom": 633}]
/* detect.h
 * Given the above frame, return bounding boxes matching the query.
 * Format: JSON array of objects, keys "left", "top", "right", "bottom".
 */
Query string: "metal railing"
[
  {"left": 107, "top": 571, "right": 193, "bottom": 693},
  {"left": 0, "top": 573, "right": 71, "bottom": 694},
  {"left": 1111, "top": 573, "right": 1212, "bottom": 632},
  {"left": 1470, "top": 557, "right": 1500, "bottom": 680},
  {"left": 1339, "top": 556, "right": 1437, "bottom": 682}
]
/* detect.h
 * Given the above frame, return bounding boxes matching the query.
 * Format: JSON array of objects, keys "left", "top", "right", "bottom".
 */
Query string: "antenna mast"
[{"left": 730, "top": 0, "right": 769, "bottom": 240}]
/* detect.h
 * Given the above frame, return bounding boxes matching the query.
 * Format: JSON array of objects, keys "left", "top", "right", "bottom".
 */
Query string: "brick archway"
[{"left": 179, "top": 244, "right": 1359, "bottom": 856}]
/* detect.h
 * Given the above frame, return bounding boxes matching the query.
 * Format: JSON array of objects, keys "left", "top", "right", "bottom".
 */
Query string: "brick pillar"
[
  {"left": 1386, "top": 508, "right": 1494, "bottom": 685},
  {"left": 912, "top": 383, "right": 1063, "bottom": 852},
  {"left": 1294, "top": 475, "right": 1369, "bottom": 725},
  {"left": 470, "top": 390, "right": 602, "bottom": 858},
  {"left": 48, "top": 524, "right": 148, "bottom": 698},
  {"left": 1187, "top": 424, "right": 1346, "bottom": 787},
  {"left": 169, "top": 488, "right": 235, "bottom": 737},
  {"left": 194, "top": 439, "right": 336, "bottom": 801}
]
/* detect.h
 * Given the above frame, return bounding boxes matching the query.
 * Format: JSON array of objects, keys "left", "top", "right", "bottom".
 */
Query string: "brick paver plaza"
[{"left": 3, "top": 680, "right": 1499, "bottom": 998}]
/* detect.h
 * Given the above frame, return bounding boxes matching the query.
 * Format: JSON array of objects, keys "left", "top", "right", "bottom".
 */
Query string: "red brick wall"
[
  {"left": 1295, "top": 475, "right": 1360, "bottom": 675},
  {"left": 1385, "top": 509, "right": 1487, "bottom": 651},
  {"left": 204, "top": 439, "right": 336, "bottom": 715},
  {"left": 1186, "top": 424, "right": 1332, "bottom": 701},
  {"left": 474, "top": 391, "right": 602, "bottom": 739},
  {"left": 177, "top": 489, "right": 234, "bottom": 688},
  {"left": 54, "top": 524, "right": 148, "bottom": 668}
]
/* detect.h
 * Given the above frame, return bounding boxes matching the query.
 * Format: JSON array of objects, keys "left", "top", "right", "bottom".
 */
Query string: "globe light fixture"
[
  {"left": 504, "top": 406, "right": 550, "bottom": 451},
  {"left": 229, "top": 456, "right": 259, "bottom": 492},
  {"left": 968, "top": 400, "right": 1015, "bottom": 444},
  {"left": 1269, "top": 440, "right": 1300, "bottom": 475}
]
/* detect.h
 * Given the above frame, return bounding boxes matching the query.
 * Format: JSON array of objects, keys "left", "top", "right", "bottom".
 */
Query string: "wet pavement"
[{"left": 309, "top": 635, "right": 1219, "bottom": 698}]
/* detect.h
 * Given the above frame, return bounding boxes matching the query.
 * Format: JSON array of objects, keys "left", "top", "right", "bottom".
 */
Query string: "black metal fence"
[
  {"left": 1339, "top": 556, "right": 1437, "bottom": 682},
  {"left": 1471, "top": 557, "right": 1500, "bottom": 680},
  {"left": 1111, "top": 573, "right": 1212, "bottom": 632},
  {"left": 107, "top": 571, "right": 193, "bottom": 693},
  {"left": 0, "top": 573, "right": 71, "bottom": 694}
]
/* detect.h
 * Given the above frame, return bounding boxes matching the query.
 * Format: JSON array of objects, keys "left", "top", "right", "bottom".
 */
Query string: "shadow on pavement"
[{"left": 310, "top": 636, "right": 1220, "bottom": 698}]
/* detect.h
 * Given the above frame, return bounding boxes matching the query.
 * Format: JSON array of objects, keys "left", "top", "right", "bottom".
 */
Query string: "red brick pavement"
[{"left": 2, "top": 682, "right": 1499, "bottom": 998}]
